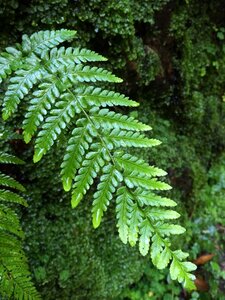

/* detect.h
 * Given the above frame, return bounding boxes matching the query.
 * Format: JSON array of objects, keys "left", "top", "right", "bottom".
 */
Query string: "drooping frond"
[
  {"left": 0, "top": 29, "right": 196, "bottom": 290},
  {"left": 0, "top": 152, "right": 40, "bottom": 299}
]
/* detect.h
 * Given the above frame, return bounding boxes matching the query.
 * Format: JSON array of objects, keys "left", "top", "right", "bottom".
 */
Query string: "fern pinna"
[
  {"left": 0, "top": 151, "right": 40, "bottom": 299},
  {"left": 0, "top": 30, "right": 196, "bottom": 289}
]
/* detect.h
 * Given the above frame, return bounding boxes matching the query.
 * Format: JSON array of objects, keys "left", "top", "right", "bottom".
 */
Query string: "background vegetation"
[{"left": 0, "top": 0, "right": 224, "bottom": 299}]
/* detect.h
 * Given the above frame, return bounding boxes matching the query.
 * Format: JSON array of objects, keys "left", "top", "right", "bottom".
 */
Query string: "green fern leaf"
[
  {"left": 92, "top": 164, "right": 122, "bottom": 228},
  {"left": 128, "top": 203, "right": 142, "bottom": 247},
  {"left": 0, "top": 152, "right": 24, "bottom": 165},
  {"left": 139, "top": 219, "right": 153, "bottom": 256},
  {"left": 33, "top": 93, "right": 79, "bottom": 162},
  {"left": 116, "top": 186, "right": 133, "bottom": 244},
  {"left": 2, "top": 59, "right": 45, "bottom": 120},
  {"left": 29, "top": 29, "right": 77, "bottom": 55},
  {"left": 23, "top": 77, "right": 63, "bottom": 143},
  {"left": 90, "top": 108, "right": 151, "bottom": 131},
  {"left": 0, "top": 47, "right": 22, "bottom": 83},
  {"left": 62, "top": 65, "right": 122, "bottom": 83},
  {"left": 107, "top": 130, "right": 161, "bottom": 148},
  {"left": 157, "top": 224, "right": 186, "bottom": 236},
  {"left": 48, "top": 47, "right": 107, "bottom": 67},
  {"left": 0, "top": 29, "right": 196, "bottom": 290},
  {"left": 170, "top": 256, "right": 197, "bottom": 290},
  {"left": 151, "top": 234, "right": 171, "bottom": 269},
  {"left": 0, "top": 173, "right": 26, "bottom": 192},
  {"left": 0, "top": 190, "right": 28, "bottom": 206},
  {"left": 0, "top": 204, "right": 24, "bottom": 238},
  {"left": 61, "top": 123, "right": 92, "bottom": 191},
  {"left": 114, "top": 152, "right": 166, "bottom": 178},
  {"left": 125, "top": 173, "right": 171, "bottom": 190},
  {"left": 0, "top": 152, "right": 40, "bottom": 299},
  {"left": 147, "top": 208, "right": 180, "bottom": 221},
  {"left": 75, "top": 86, "right": 139, "bottom": 108},
  {"left": 155, "top": 248, "right": 172, "bottom": 270},
  {"left": 133, "top": 188, "right": 176, "bottom": 207},
  {"left": 72, "top": 146, "right": 105, "bottom": 208}
]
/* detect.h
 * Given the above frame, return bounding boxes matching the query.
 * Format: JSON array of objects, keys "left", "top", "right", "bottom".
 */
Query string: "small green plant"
[
  {"left": 0, "top": 151, "right": 40, "bottom": 299},
  {"left": 0, "top": 29, "right": 196, "bottom": 293}
]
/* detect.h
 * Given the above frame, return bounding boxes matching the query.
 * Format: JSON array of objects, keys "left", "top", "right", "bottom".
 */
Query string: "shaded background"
[{"left": 0, "top": 0, "right": 225, "bottom": 299}]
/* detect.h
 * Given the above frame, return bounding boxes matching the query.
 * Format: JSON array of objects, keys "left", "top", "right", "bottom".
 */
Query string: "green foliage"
[
  {"left": 18, "top": 146, "right": 145, "bottom": 300},
  {"left": 0, "top": 29, "right": 196, "bottom": 290},
  {"left": 0, "top": 0, "right": 224, "bottom": 298},
  {"left": 0, "top": 151, "right": 40, "bottom": 299}
]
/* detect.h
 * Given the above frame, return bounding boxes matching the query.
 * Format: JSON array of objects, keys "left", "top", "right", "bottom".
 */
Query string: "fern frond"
[
  {"left": 0, "top": 47, "right": 22, "bottom": 83},
  {"left": 133, "top": 188, "right": 177, "bottom": 207},
  {"left": 139, "top": 218, "right": 153, "bottom": 256},
  {"left": 0, "top": 151, "right": 24, "bottom": 164},
  {"left": 150, "top": 233, "right": 196, "bottom": 289},
  {"left": 92, "top": 164, "right": 122, "bottom": 228},
  {"left": 0, "top": 173, "right": 26, "bottom": 191},
  {"left": 23, "top": 78, "right": 63, "bottom": 143},
  {"left": 114, "top": 152, "right": 166, "bottom": 178},
  {"left": 125, "top": 173, "right": 171, "bottom": 190},
  {"left": 170, "top": 252, "right": 196, "bottom": 290},
  {"left": 61, "top": 65, "right": 123, "bottom": 83},
  {"left": 2, "top": 58, "right": 45, "bottom": 120},
  {"left": 116, "top": 186, "right": 133, "bottom": 244},
  {"left": 33, "top": 92, "right": 79, "bottom": 163},
  {"left": 0, "top": 30, "right": 196, "bottom": 290},
  {"left": 147, "top": 208, "right": 180, "bottom": 220},
  {"left": 61, "top": 123, "right": 92, "bottom": 191},
  {"left": 28, "top": 29, "right": 76, "bottom": 55},
  {"left": 72, "top": 146, "right": 105, "bottom": 208},
  {"left": 0, "top": 204, "right": 24, "bottom": 238},
  {"left": 157, "top": 224, "right": 186, "bottom": 236},
  {"left": 90, "top": 108, "right": 151, "bottom": 131},
  {"left": 0, "top": 152, "right": 40, "bottom": 299},
  {"left": 48, "top": 47, "right": 107, "bottom": 68},
  {"left": 107, "top": 130, "right": 161, "bottom": 148},
  {"left": 128, "top": 202, "right": 143, "bottom": 247},
  {"left": 0, "top": 189, "right": 27, "bottom": 206},
  {"left": 75, "top": 86, "right": 139, "bottom": 108}
]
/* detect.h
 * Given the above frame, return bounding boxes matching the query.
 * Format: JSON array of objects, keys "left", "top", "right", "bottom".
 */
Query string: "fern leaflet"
[{"left": 0, "top": 152, "right": 40, "bottom": 299}]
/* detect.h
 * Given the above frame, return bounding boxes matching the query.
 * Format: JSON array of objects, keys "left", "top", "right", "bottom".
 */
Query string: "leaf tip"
[
  {"left": 33, "top": 148, "right": 45, "bottom": 163},
  {"left": 2, "top": 112, "right": 9, "bottom": 121},
  {"left": 71, "top": 192, "right": 83, "bottom": 208},
  {"left": 93, "top": 209, "right": 101, "bottom": 229},
  {"left": 23, "top": 132, "right": 32, "bottom": 144},
  {"left": 63, "top": 177, "right": 72, "bottom": 192}
]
